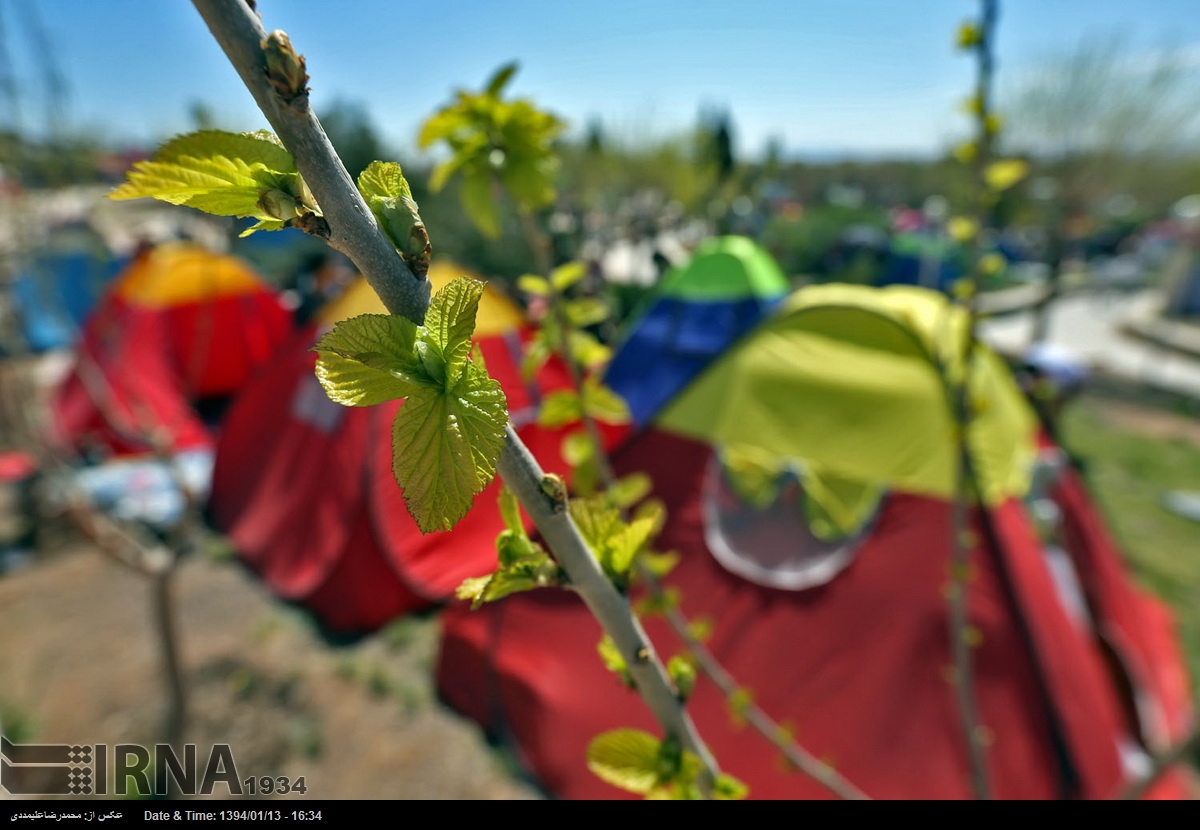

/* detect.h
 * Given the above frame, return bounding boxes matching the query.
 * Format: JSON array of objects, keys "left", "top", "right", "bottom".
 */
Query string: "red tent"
[
  {"left": 436, "top": 284, "right": 1194, "bottom": 799},
  {"left": 208, "top": 261, "right": 575, "bottom": 634},
  {"left": 52, "top": 242, "right": 292, "bottom": 455}
]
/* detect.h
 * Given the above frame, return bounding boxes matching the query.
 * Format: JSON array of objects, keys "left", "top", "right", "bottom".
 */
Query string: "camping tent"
[
  {"left": 52, "top": 242, "right": 293, "bottom": 456},
  {"left": 208, "top": 260, "right": 574, "bottom": 634},
  {"left": 11, "top": 243, "right": 124, "bottom": 353},
  {"left": 436, "top": 283, "right": 1193, "bottom": 799},
  {"left": 604, "top": 235, "right": 789, "bottom": 427}
]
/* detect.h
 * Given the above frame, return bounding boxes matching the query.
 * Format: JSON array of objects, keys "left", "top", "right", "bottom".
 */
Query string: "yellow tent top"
[
  {"left": 657, "top": 283, "right": 1038, "bottom": 506},
  {"left": 318, "top": 259, "right": 525, "bottom": 338},
  {"left": 114, "top": 242, "right": 268, "bottom": 306}
]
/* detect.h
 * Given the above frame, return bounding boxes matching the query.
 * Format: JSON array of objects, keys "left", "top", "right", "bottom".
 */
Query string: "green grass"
[{"left": 1060, "top": 397, "right": 1200, "bottom": 690}]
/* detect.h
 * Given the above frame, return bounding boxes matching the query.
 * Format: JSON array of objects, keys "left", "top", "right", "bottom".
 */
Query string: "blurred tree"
[
  {"left": 319, "top": 99, "right": 393, "bottom": 180},
  {"left": 188, "top": 101, "right": 218, "bottom": 131},
  {"left": 1001, "top": 35, "right": 1200, "bottom": 218}
]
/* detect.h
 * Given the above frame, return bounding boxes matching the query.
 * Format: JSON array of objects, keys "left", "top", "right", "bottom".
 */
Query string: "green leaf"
[
  {"left": 667, "top": 655, "right": 696, "bottom": 701},
  {"left": 560, "top": 430, "right": 593, "bottom": 468},
  {"left": 156, "top": 130, "right": 296, "bottom": 174},
  {"left": 586, "top": 730, "right": 662, "bottom": 796},
  {"left": 569, "top": 498, "right": 623, "bottom": 554},
  {"left": 418, "top": 107, "right": 472, "bottom": 150},
  {"left": 728, "top": 687, "right": 754, "bottom": 728},
  {"left": 565, "top": 297, "right": 610, "bottom": 328},
  {"left": 474, "top": 568, "right": 538, "bottom": 606},
  {"left": 984, "top": 158, "right": 1029, "bottom": 192},
  {"left": 357, "top": 160, "right": 412, "bottom": 201},
  {"left": 517, "top": 274, "right": 550, "bottom": 296},
  {"left": 582, "top": 379, "right": 630, "bottom": 425},
  {"left": 495, "top": 528, "right": 542, "bottom": 568},
  {"left": 421, "top": 277, "right": 485, "bottom": 387},
  {"left": 520, "top": 336, "right": 551, "bottom": 382},
  {"left": 608, "top": 515, "right": 658, "bottom": 576},
  {"left": 569, "top": 331, "right": 612, "bottom": 371},
  {"left": 713, "top": 773, "right": 749, "bottom": 800},
  {"left": 606, "top": 472, "right": 652, "bottom": 509},
  {"left": 485, "top": 62, "right": 519, "bottom": 97},
  {"left": 110, "top": 130, "right": 303, "bottom": 225},
  {"left": 569, "top": 497, "right": 656, "bottom": 580},
  {"left": 427, "top": 147, "right": 475, "bottom": 193},
  {"left": 357, "top": 161, "right": 430, "bottom": 275},
  {"left": 633, "top": 584, "right": 680, "bottom": 616},
  {"left": 239, "top": 218, "right": 287, "bottom": 237},
  {"left": 640, "top": 549, "right": 679, "bottom": 580},
  {"left": 313, "top": 314, "right": 425, "bottom": 406},
  {"left": 111, "top": 157, "right": 262, "bottom": 210},
  {"left": 461, "top": 169, "right": 500, "bottom": 238},
  {"left": 455, "top": 575, "right": 491, "bottom": 606},
  {"left": 597, "top": 635, "right": 633, "bottom": 687},
  {"left": 390, "top": 360, "right": 507, "bottom": 533},
  {"left": 498, "top": 485, "right": 524, "bottom": 536},
  {"left": 550, "top": 261, "right": 586, "bottom": 292},
  {"left": 537, "top": 389, "right": 582, "bottom": 428},
  {"left": 501, "top": 156, "right": 556, "bottom": 211}
]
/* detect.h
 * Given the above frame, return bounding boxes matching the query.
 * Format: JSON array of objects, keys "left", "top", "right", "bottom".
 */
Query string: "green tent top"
[
  {"left": 657, "top": 283, "right": 1038, "bottom": 507},
  {"left": 656, "top": 235, "right": 790, "bottom": 301}
]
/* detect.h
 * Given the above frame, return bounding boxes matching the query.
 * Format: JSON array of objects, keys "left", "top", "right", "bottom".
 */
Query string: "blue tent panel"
[{"left": 606, "top": 295, "right": 780, "bottom": 427}]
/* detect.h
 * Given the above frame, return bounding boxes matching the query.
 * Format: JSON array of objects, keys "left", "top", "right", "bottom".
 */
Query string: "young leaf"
[
  {"left": 550, "top": 261, "right": 586, "bottom": 292},
  {"left": 356, "top": 161, "right": 431, "bottom": 277},
  {"left": 390, "top": 363, "right": 507, "bottom": 533},
  {"left": 582, "top": 379, "right": 631, "bottom": 425},
  {"left": 537, "top": 389, "right": 582, "bottom": 428},
  {"left": 597, "top": 635, "right": 633, "bottom": 688},
  {"left": 110, "top": 130, "right": 307, "bottom": 235},
  {"left": 667, "top": 655, "right": 697, "bottom": 701},
  {"left": 517, "top": 274, "right": 550, "bottom": 297},
  {"left": 111, "top": 157, "right": 263, "bottom": 212},
  {"left": 560, "top": 430, "right": 594, "bottom": 468},
  {"left": 156, "top": 130, "right": 296, "bottom": 174},
  {"left": 520, "top": 336, "right": 551, "bottom": 382},
  {"left": 569, "top": 331, "right": 612, "bottom": 371},
  {"left": 606, "top": 472, "right": 652, "bottom": 510},
  {"left": 313, "top": 314, "right": 425, "bottom": 406},
  {"left": 455, "top": 575, "right": 492, "bottom": 606},
  {"left": 461, "top": 169, "right": 500, "bottom": 238},
  {"left": 586, "top": 730, "right": 662, "bottom": 796},
  {"left": 608, "top": 515, "right": 658, "bottom": 576},
  {"left": 498, "top": 485, "right": 524, "bottom": 536},
  {"left": 728, "top": 687, "right": 754, "bottom": 728},
  {"left": 565, "top": 297, "right": 610, "bottom": 328},
  {"left": 420, "top": 276, "right": 485, "bottom": 387},
  {"left": 713, "top": 773, "right": 749, "bottom": 800},
  {"left": 984, "top": 158, "right": 1029, "bottom": 192},
  {"left": 485, "top": 62, "right": 518, "bottom": 97}
]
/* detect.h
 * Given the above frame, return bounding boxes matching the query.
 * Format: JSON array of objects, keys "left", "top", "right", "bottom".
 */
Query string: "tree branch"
[
  {"left": 190, "top": 0, "right": 430, "bottom": 324},
  {"left": 190, "top": 0, "right": 723, "bottom": 795}
]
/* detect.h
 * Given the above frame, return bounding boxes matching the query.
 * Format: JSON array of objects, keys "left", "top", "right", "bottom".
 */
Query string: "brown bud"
[{"left": 262, "top": 30, "right": 309, "bottom": 107}]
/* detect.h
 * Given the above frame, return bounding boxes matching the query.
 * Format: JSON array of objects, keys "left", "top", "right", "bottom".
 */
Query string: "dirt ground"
[
  {"left": 2, "top": 390, "right": 1199, "bottom": 802},
  {"left": 0, "top": 543, "right": 542, "bottom": 801}
]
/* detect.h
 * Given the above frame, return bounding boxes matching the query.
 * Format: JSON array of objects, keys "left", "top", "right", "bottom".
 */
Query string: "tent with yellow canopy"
[
  {"left": 438, "top": 283, "right": 1193, "bottom": 799},
  {"left": 52, "top": 241, "right": 293, "bottom": 456}
]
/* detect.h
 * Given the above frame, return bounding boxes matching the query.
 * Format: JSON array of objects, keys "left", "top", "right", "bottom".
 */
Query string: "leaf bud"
[{"left": 262, "top": 30, "right": 309, "bottom": 106}]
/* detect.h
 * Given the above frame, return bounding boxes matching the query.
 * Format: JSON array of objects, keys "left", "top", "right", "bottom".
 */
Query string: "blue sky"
[{"left": 5, "top": 0, "right": 1200, "bottom": 159}]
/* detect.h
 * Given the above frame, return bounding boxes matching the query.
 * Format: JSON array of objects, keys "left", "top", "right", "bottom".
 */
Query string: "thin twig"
[
  {"left": 945, "top": 0, "right": 1000, "bottom": 800},
  {"left": 190, "top": 0, "right": 429, "bottom": 325}
]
